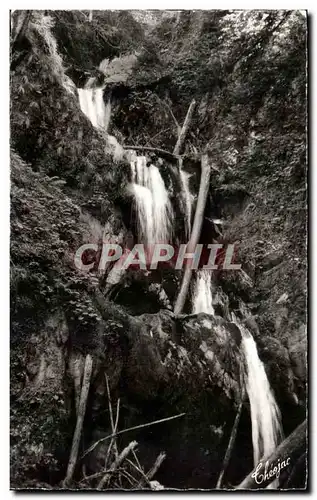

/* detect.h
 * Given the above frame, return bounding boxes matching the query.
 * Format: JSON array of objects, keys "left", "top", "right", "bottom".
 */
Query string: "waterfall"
[
  {"left": 129, "top": 156, "right": 173, "bottom": 246},
  {"left": 192, "top": 270, "right": 214, "bottom": 314},
  {"left": 78, "top": 85, "right": 111, "bottom": 131},
  {"left": 78, "top": 81, "right": 124, "bottom": 160},
  {"left": 240, "top": 326, "right": 283, "bottom": 487}
]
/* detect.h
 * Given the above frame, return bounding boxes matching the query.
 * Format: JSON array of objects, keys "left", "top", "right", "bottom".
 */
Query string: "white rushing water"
[
  {"left": 77, "top": 78, "right": 173, "bottom": 247},
  {"left": 129, "top": 156, "right": 173, "bottom": 245},
  {"left": 192, "top": 270, "right": 214, "bottom": 315},
  {"left": 78, "top": 85, "right": 111, "bottom": 131},
  {"left": 240, "top": 325, "right": 283, "bottom": 487},
  {"left": 78, "top": 81, "right": 124, "bottom": 161}
]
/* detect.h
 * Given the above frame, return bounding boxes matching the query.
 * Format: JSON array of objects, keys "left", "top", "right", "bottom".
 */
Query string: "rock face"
[
  {"left": 10, "top": 9, "right": 306, "bottom": 490},
  {"left": 11, "top": 305, "right": 246, "bottom": 488}
]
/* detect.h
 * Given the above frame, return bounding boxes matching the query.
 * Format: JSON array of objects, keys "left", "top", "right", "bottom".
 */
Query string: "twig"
[
  {"left": 114, "top": 398, "right": 120, "bottom": 434},
  {"left": 63, "top": 354, "right": 93, "bottom": 487},
  {"left": 79, "top": 468, "right": 124, "bottom": 484},
  {"left": 173, "top": 99, "right": 196, "bottom": 156},
  {"left": 216, "top": 389, "right": 245, "bottom": 489},
  {"left": 144, "top": 128, "right": 171, "bottom": 147},
  {"left": 105, "top": 375, "right": 115, "bottom": 431},
  {"left": 97, "top": 440, "right": 138, "bottom": 490},
  {"left": 120, "top": 469, "right": 139, "bottom": 487},
  {"left": 154, "top": 94, "right": 180, "bottom": 133},
  {"left": 136, "top": 451, "right": 166, "bottom": 488},
  {"left": 81, "top": 412, "right": 186, "bottom": 459},
  {"left": 105, "top": 374, "right": 118, "bottom": 459},
  {"left": 132, "top": 449, "right": 143, "bottom": 472},
  {"left": 126, "top": 458, "right": 151, "bottom": 487},
  {"left": 105, "top": 398, "right": 120, "bottom": 467}
]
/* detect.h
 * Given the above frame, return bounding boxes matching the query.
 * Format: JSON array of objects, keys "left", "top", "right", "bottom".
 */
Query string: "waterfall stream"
[
  {"left": 78, "top": 85, "right": 111, "bottom": 131},
  {"left": 78, "top": 82, "right": 173, "bottom": 247},
  {"left": 240, "top": 325, "right": 283, "bottom": 487},
  {"left": 129, "top": 155, "right": 173, "bottom": 245},
  {"left": 192, "top": 270, "right": 214, "bottom": 315},
  {"left": 78, "top": 82, "right": 124, "bottom": 161}
]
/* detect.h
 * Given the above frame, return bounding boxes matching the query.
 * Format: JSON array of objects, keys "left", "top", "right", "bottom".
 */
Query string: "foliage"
[
  {"left": 51, "top": 10, "right": 145, "bottom": 80},
  {"left": 11, "top": 12, "right": 128, "bottom": 207},
  {"left": 10, "top": 151, "right": 104, "bottom": 343}
]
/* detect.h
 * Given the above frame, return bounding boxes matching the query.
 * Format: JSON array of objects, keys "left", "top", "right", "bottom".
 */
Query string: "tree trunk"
[
  {"left": 174, "top": 154, "right": 211, "bottom": 315},
  {"left": 173, "top": 99, "right": 196, "bottom": 155},
  {"left": 236, "top": 419, "right": 307, "bottom": 490},
  {"left": 216, "top": 393, "right": 244, "bottom": 489},
  {"left": 63, "top": 354, "right": 93, "bottom": 487}
]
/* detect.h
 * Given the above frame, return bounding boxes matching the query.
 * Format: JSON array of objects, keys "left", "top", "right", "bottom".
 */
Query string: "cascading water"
[
  {"left": 192, "top": 270, "right": 214, "bottom": 315},
  {"left": 78, "top": 80, "right": 124, "bottom": 160},
  {"left": 78, "top": 84, "right": 111, "bottom": 131},
  {"left": 239, "top": 324, "right": 283, "bottom": 487},
  {"left": 77, "top": 73, "right": 173, "bottom": 247},
  {"left": 129, "top": 156, "right": 173, "bottom": 246}
]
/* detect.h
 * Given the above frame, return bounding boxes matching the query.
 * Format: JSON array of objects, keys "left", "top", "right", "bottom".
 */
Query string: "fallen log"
[
  {"left": 236, "top": 419, "right": 307, "bottom": 490},
  {"left": 174, "top": 154, "right": 212, "bottom": 315},
  {"left": 63, "top": 354, "right": 93, "bottom": 487}
]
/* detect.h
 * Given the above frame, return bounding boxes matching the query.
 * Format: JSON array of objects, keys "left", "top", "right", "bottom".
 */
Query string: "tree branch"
[{"left": 81, "top": 412, "right": 186, "bottom": 460}]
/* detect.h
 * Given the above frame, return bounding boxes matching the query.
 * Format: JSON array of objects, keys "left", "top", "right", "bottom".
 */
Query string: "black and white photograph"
[{"left": 9, "top": 9, "right": 307, "bottom": 491}]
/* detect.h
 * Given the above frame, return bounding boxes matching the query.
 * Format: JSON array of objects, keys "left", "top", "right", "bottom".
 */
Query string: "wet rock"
[{"left": 257, "top": 336, "right": 297, "bottom": 405}]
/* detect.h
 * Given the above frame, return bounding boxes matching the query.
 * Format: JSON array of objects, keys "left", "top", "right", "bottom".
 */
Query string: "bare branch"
[
  {"left": 105, "top": 374, "right": 118, "bottom": 459},
  {"left": 81, "top": 412, "right": 186, "bottom": 459}
]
